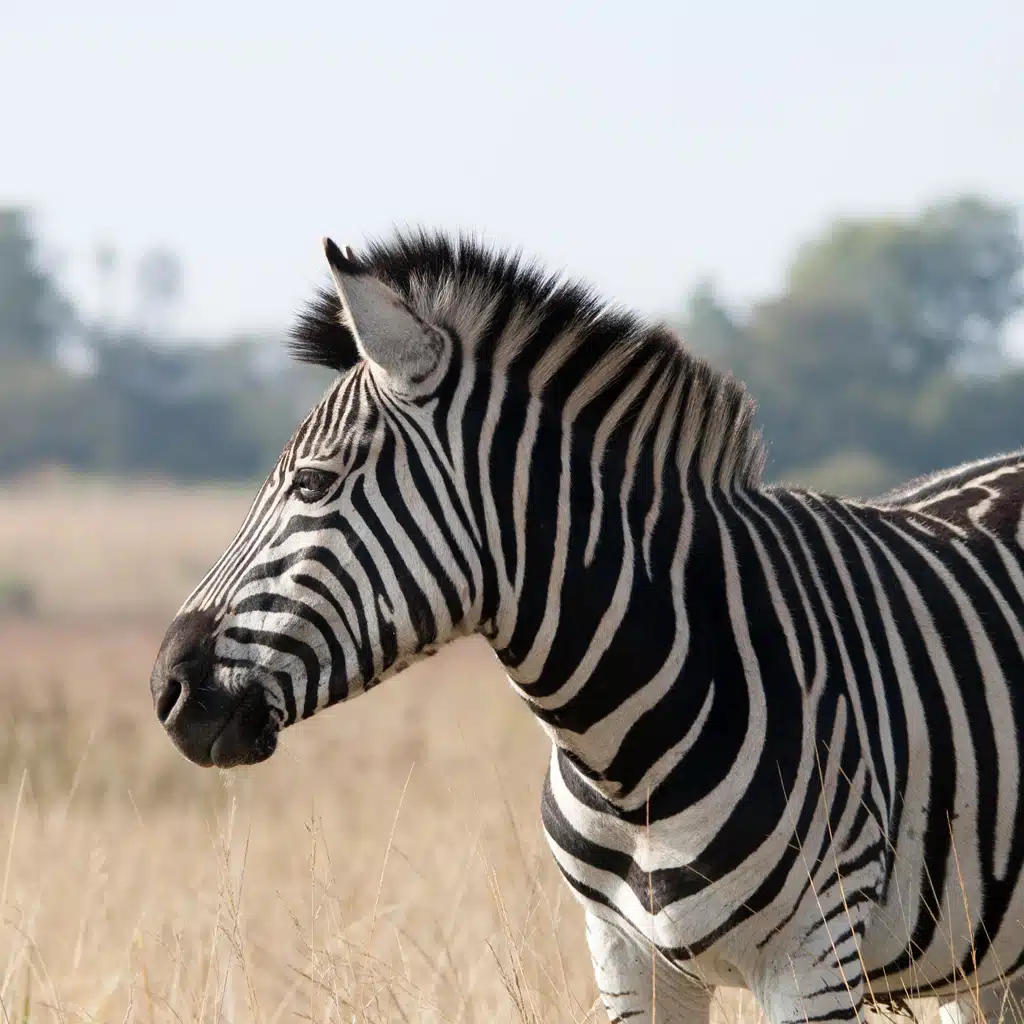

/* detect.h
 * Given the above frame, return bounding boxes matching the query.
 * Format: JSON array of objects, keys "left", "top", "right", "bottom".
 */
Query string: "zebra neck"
[{"left": 489, "top": 468, "right": 754, "bottom": 811}]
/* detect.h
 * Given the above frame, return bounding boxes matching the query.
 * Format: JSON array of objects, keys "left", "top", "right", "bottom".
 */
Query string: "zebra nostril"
[{"left": 156, "top": 676, "right": 184, "bottom": 724}]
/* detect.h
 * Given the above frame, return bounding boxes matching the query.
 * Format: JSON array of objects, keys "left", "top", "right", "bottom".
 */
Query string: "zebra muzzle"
[{"left": 150, "top": 610, "right": 278, "bottom": 769}]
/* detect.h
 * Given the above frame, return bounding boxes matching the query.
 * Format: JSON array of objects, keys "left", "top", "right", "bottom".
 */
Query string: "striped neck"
[{"left": 473, "top": 362, "right": 758, "bottom": 809}]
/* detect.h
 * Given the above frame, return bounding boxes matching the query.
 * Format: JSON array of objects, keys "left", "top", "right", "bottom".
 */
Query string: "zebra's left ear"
[{"left": 322, "top": 237, "right": 443, "bottom": 387}]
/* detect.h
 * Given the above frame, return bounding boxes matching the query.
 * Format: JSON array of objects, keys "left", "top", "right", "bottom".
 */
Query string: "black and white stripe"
[{"left": 152, "top": 231, "right": 1024, "bottom": 1024}]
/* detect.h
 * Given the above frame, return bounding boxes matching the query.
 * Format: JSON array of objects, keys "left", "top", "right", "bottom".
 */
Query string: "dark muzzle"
[{"left": 150, "top": 609, "right": 276, "bottom": 768}]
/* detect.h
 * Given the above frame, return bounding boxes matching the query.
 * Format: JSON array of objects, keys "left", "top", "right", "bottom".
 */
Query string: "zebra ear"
[{"left": 322, "top": 238, "right": 442, "bottom": 386}]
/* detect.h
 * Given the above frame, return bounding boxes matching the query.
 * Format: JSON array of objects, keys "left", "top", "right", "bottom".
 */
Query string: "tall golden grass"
[
  {"left": 0, "top": 476, "right": 602, "bottom": 1021},
  {"left": 0, "top": 475, "right": 983, "bottom": 1022}
]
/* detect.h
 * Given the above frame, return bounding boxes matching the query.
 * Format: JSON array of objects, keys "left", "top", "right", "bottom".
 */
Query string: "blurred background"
[{"left": 1, "top": 2, "right": 1022, "bottom": 1021}]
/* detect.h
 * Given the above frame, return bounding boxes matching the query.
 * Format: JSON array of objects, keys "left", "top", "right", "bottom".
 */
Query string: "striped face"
[{"left": 149, "top": 241, "right": 482, "bottom": 768}]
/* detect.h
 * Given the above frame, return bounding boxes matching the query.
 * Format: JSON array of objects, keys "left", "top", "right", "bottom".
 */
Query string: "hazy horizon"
[{"left": 4, "top": 1, "right": 1023, "bottom": 342}]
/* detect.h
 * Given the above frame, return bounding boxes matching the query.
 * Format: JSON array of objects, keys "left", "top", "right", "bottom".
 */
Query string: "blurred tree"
[
  {"left": 726, "top": 196, "right": 1024, "bottom": 484},
  {"left": 0, "top": 195, "right": 1019, "bottom": 492},
  {"left": 93, "top": 241, "right": 119, "bottom": 328},
  {"left": 742, "top": 296, "right": 908, "bottom": 475},
  {"left": 783, "top": 197, "right": 1023, "bottom": 380},
  {"left": 0, "top": 207, "right": 71, "bottom": 360},
  {"left": 134, "top": 246, "right": 183, "bottom": 336},
  {"left": 678, "top": 278, "right": 745, "bottom": 363}
]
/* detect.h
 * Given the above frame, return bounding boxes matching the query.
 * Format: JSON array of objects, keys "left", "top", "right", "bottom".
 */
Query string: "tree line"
[
  {"left": 0, "top": 208, "right": 333, "bottom": 480},
  {"left": 0, "top": 200, "right": 1021, "bottom": 494},
  {"left": 677, "top": 196, "right": 1023, "bottom": 493}
]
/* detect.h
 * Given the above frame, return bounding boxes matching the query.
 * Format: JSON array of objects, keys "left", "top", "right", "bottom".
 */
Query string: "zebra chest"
[{"left": 539, "top": 750, "right": 759, "bottom": 957}]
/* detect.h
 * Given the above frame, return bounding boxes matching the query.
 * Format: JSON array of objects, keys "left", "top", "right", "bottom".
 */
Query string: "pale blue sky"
[{"left": 3, "top": 1, "right": 1023, "bottom": 339}]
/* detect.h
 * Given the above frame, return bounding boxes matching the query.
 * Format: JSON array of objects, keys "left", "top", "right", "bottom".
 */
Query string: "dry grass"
[
  {"left": 0, "top": 622, "right": 591, "bottom": 1023},
  {"left": 0, "top": 474, "right": 978, "bottom": 1023},
  {"left": 0, "top": 474, "right": 605, "bottom": 1022}
]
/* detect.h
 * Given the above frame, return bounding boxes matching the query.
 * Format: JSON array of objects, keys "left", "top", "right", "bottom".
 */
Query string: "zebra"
[{"left": 149, "top": 230, "right": 1024, "bottom": 1024}]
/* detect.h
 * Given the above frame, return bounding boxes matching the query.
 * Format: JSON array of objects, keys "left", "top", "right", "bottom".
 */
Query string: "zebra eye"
[{"left": 291, "top": 467, "right": 338, "bottom": 503}]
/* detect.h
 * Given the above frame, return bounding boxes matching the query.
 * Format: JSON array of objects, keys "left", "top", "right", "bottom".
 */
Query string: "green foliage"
[
  {"left": 0, "top": 198, "right": 1022, "bottom": 494},
  {"left": 0, "top": 331, "right": 333, "bottom": 481},
  {"left": 784, "top": 197, "right": 1022, "bottom": 379},
  {"left": 0, "top": 208, "right": 72, "bottom": 360},
  {"left": 680, "top": 196, "right": 1024, "bottom": 491}
]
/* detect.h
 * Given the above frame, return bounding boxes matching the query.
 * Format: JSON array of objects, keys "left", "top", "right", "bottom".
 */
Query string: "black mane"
[
  {"left": 288, "top": 230, "right": 650, "bottom": 373},
  {"left": 289, "top": 284, "right": 359, "bottom": 371},
  {"left": 288, "top": 230, "right": 765, "bottom": 487}
]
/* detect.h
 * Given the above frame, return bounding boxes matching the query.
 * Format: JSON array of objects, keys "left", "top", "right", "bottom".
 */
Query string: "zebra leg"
[
  {"left": 752, "top": 896, "right": 873, "bottom": 1024},
  {"left": 940, "top": 976, "right": 1024, "bottom": 1024},
  {"left": 585, "top": 911, "right": 713, "bottom": 1022},
  {"left": 754, "top": 965, "right": 864, "bottom": 1024}
]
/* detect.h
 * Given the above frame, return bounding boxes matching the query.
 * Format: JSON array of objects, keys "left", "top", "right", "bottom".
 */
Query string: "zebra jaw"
[
  {"left": 363, "top": 643, "right": 444, "bottom": 692},
  {"left": 208, "top": 687, "right": 280, "bottom": 769}
]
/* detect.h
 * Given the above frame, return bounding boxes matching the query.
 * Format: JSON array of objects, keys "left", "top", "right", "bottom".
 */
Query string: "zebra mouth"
[{"left": 208, "top": 684, "right": 279, "bottom": 768}]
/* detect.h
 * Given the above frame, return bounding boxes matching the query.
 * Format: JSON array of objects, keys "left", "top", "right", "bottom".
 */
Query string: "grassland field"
[{"left": 0, "top": 475, "right": 951, "bottom": 1023}]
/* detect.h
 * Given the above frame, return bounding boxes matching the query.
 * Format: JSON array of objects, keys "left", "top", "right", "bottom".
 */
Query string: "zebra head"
[
  {"left": 150, "top": 230, "right": 763, "bottom": 772},
  {"left": 150, "top": 237, "right": 487, "bottom": 768}
]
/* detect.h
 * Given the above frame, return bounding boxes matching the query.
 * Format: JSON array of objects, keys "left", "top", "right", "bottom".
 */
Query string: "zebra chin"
[
  {"left": 162, "top": 675, "right": 280, "bottom": 770},
  {"left": 208, "top": 685, "right": 280, "bottom": 769}
]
